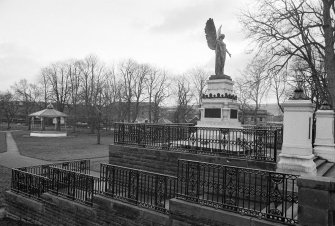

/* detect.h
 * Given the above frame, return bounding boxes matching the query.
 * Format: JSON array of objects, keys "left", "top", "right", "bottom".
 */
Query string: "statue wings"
[{"left": 205, "top": 18, "right": 217, "bottom": 50}]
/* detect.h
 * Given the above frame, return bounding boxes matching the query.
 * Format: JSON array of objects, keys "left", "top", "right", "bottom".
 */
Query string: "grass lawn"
[
  {"left": 0, "top": 165, "right": 11, "bottom": 208},
  {"left": 12, "top": 130, "right": 114, "bottom": 162},
  {"left": 0, "top": 132, "right": 6, "bottom": 153}
]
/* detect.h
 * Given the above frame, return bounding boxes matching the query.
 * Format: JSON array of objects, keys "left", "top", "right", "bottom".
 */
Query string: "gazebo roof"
[{"left": 29, "top": 103, "right": 68, "bottom": 118}]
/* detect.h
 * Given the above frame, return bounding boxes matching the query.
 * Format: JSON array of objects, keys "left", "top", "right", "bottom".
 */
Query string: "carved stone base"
[
  {"left": 197, "top": 120, "right": 241, "bottom": 128},
  {"left": 277, "top": 153, "right": 317, "bottom": 176},
  {"left": 209, "top": 74, "right": 232, "bottom": 80},
  {"left": 314, "top": 145, "right": 335, "bottom": 162}
]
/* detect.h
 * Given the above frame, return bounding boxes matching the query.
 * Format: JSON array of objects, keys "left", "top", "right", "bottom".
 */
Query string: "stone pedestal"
[
  {"left": 314, "top": 109, "right": 335, "bottom": 162},
  {"left": 198, "top": 77, "right": 241, "bottom": 128},
  {"left": 277, "top": 99, "right": 317, "bottom": 176}
]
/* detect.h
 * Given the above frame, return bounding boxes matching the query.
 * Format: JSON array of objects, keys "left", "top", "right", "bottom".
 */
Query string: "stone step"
[
  {"left": 317, "top": 162, "right": 335, "bottom": 176},
  {"left": 324, "top": 164, "right": 335, "bottom": 177},
  {"left": 315, "top": 159, "right": 327, "bottom": 169}
]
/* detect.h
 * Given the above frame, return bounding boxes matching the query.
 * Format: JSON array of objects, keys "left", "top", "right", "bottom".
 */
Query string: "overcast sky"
[{"left": 0, "top": 0, "right": 254, "bottom": 92}]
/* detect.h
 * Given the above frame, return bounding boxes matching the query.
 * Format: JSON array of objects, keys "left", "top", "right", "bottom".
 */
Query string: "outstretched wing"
[{"left": 205, "top": 18, "right": 217, "bottom": 50}]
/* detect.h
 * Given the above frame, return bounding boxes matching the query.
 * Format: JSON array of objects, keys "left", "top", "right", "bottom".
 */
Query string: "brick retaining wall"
[
  {"left": 5, "top": 191, "right": 284, "bottom": 226},
  {"left": 109, "top": 144, "right": 276, "bottom": 176},
  {"left": 5, "top": 191, "right": 171, "bottom": 226}
]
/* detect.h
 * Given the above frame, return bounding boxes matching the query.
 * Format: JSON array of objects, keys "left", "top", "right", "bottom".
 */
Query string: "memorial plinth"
[
  {"left": 197, "top": 76, "right": 241, "bottom": 128},
  {"left": 314, "top": 109, "right": 335, "bottom": 162},
  {"left": 277, "top": 99, "right": 317, "bottom": 176}
]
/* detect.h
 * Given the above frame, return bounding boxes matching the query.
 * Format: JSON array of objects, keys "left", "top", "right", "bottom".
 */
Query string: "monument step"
[
  {"left": 317, "top": 162, "right": 334, "bottom": 176},
  {"left": 315, "top": 158, "right": 327, "bottom": 168},
  {"left": 324, "top": 164, "right": 335, "bottom": 177}
]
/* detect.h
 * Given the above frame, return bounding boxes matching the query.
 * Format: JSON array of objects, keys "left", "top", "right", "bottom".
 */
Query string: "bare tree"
[
  {"left": 145, "top": 67, "right": 170, "bottom": 122},
  {"left": 321, "top": 0, "right": 335, "bottom": 107},
  {"left": 78, "top": 55, "right": 108, "bottom": 132},
  {"left": 240, "top": 0, "right": 335, "bottom": 107},
  {"left": 132, "top": 63, "right": 150, "bottom": 122},
  {"left": 271, "top": 70, "right": 293, "bottom": 113},
  {"left": 119, "top": 59, "right": 138, "bottom": 122},
  {"left": 238, "top": 57, "right": 271, "bottom": 124},
  {"left": 11, "top": 79, "right": 41, "bottom": 129},
  {"left": 152, "top": 70, "right": 170, "bottom": 122},
  {"left": 173, "top": 76, "right": 194, "bottom": 123},
  {"left": 68, "top": 60, "right": 82, "bottom": 132},
  {"left": 102, "top": 65, "right": 120, "bottom": 126},
  {"left": 235, "top": 77, "right": 252, "bottom": 124},
  {"left": 187, "top": 67, "right": 209, "bottom": 107},
  {"left": 0, "top": 92, "right": 19, "bottom": 129},
  {"left": 43, "top": 62, "right": 71, "bottom": 130},
  {"left": 39, "top": 67, "right": 51, "bottom": 108}
]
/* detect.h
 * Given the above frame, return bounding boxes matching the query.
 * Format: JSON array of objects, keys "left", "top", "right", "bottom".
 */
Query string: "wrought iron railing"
[
  {"left": 176, "top": 159, "right": 298, "bottom": 225},
  {"left": 47, "top": 167, "right": 94, "bottom": 205},
  {"left": 114, "top": 123, "right": 278, "bottom": 162},
  {"left": 18, "top": 159, "right": 90, "bottom": 175},
  {"left": 100, "top": 163, "right": 177, "bottom": 213},
  {"left": 10, "top": 159, "right": 299, "bottom": 225},
  {"left": 11, "top": 160, "right": 93, "bottom": 205},
  {"left": 11, "top": 168, "right": 50, "bottom": 200},
  {"left": 242, "top": 125, "right": 283, "bottom": 149}
]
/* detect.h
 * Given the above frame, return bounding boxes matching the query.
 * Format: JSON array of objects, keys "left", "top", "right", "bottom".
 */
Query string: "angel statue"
[{"left": 205, "top": 18, "right": 231, "bottom": 80}]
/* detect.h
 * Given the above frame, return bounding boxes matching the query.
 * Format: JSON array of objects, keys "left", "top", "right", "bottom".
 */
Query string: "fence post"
[
  {"left": 111, "top": 166, "right": 115, "bottom": 195},
  {"left": 167, "top": 126, "right": 171, "bottom": 149},
  {"left": 274, "top": 130, "right": 277, "bottom": 163},
  {"left": 136, "top": 171, "right": 139, "bottom": 204},
  {"left": 104, "top": 165, "right": 108, "bottom": 193},
  {"left": 142, "top": 124, "right": 146, "bottom": 147}
]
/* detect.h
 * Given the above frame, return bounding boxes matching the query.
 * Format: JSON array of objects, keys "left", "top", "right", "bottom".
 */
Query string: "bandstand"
[{"left": 28, "top": 103, "right": 68, "bottom": 137}]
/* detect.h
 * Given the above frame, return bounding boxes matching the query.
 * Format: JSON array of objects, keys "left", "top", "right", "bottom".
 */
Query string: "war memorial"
[{"left": 4, "top": 18, "right": 335, "bottom": 226}]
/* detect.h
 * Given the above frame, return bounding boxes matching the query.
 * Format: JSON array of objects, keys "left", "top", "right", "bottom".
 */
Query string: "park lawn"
[
  {"left": 0, "top": 132, "right": 6, "bottom": 153},
  {"left": 0, "top": 165, "right": 11, "bottom": 207},
  {"left": 12, "top": 131, "right": 114, "bottom": 161}
]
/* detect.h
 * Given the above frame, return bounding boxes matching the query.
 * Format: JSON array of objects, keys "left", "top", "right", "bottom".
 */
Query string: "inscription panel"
[
  {"left": 205, "top": 108, "right": 221, "bottom": 118},
  {"left": 230, "top": 109, "right": 238, "bottom": 119}
]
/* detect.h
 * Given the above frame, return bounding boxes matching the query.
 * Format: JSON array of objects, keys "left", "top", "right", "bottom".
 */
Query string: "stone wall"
[
  {"left": 109, "top": 144, "right": 276, "bottom": 176},
  {"left": 298, "top": 176, "right": 335, "bottom": 226},
  {"left": 5, "top": 191, "right": 171, "bottom": 226},
  {"left": 5, "top": 191, "right": 284, "bottom": 226},
  {"left": 169, "top": 199, "right": 284, "bottom": 226}
]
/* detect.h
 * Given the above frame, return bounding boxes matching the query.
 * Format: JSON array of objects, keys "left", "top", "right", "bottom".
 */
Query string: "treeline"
[{"left": 0, "top": 55, "right": 211, "bottom": 130}]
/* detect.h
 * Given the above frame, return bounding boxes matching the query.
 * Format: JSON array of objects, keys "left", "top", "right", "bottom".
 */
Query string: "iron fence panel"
[
  {"left": 176, "top": 159, "right": 298, "bottom": 225},
  {"left": 114, "top": 123, "right": 279, "bottom": 162}
]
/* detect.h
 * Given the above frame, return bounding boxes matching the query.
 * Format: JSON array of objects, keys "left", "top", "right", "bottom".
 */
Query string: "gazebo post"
[
  {"left": 42, "top": 117, "right": 45, "bottom": 131},
  {"left": 31, "top": 117, "right": 34, "bottom": 130}
]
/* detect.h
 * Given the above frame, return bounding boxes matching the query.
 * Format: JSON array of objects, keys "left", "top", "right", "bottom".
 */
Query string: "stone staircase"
[{"left": 315, "top": 156, "right": 335, "bottom": 177}]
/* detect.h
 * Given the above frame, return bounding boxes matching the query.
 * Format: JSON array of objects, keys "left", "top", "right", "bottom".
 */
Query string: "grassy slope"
[
  {"left": 0, "top": 132, "right": 6, "bottom": 153},
  {"left": 12, "top": 131, "right": 113, "bottom": 161},
  {"left": 0, "top": 165, "right": 11, "bottom": 208}
]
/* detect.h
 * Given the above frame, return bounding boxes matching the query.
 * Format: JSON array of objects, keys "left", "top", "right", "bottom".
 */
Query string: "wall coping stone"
[
  {"left": 169, "top": 198, "right": 285, "bottom": 226},
  {"left": 94, "top": 195, "right": 170, "bottom": 225},
  {"left": 298, "top": 176, "right": 335, "bottom": 191}
]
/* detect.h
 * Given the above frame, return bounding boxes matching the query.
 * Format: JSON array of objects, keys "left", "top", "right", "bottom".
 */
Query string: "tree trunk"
[{"left": 322, "top": 0, "right": 335, "bottom": 108}]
